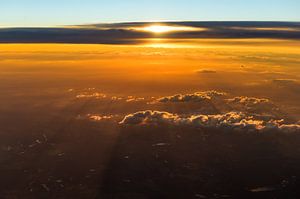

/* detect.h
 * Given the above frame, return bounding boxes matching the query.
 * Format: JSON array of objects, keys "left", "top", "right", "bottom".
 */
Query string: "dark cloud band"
[{"left": 1, "top": 22, "right": 300, "bottom": 44}]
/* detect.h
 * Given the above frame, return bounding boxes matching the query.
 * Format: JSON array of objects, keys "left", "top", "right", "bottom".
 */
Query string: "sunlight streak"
[{"left": 137, "top": 25, "right": 204, "bottom": 33}]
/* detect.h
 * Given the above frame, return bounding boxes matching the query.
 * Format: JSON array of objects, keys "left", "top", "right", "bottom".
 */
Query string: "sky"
[{"left": 1, "top": 0, "right": 300, "bottom": 27}]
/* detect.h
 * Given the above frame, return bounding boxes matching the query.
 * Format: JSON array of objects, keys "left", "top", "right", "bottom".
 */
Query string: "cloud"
[
  {"left": 271, "top": 79, "right": 300, "bottom": 93},
  {"left": 272, "top": 79, "right": 298, "bottom": 85},
  {"left": 152, "top": 91, "right": 287, "bottom": 118},
  {"left": 88, "top": 114, "right": 114, "bottom": 121},
  {"left": 77, "top": 114, "right": 116, "bottom": 121},
  {"left": 120, "top": 110, "right": 179, "bottom": 125},
  {"left": 76, "top": 92, "right": 107, "bottom": 99},
  {"left": 156, "top": 91, "right": 226, "bottom": 103},
  {"left": 126, "top": 96, "right": 145, "bottom": 103},
  {"left": 154, "top": 91, "right": 286, "bottom": 117},
  {"left": 111, "top": 96, "right": 123, "bottom": 101},
  {"left": 1, "top": 22, "right": 300, "bottom": 44},
  {"left": 279, "top": 124, "right": 300, "bottom": 133},
  {"left": 226, "top": 96, "right": 279, "bottom": 114},
  {"left": 120, "top": 110, "right": 300, "bottom": 133},
  {"left": 196, "top": 69, "right": 217, "bottom": 74}
]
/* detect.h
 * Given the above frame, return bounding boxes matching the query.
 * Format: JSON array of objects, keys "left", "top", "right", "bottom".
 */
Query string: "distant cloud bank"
[{"left": 1, "top": 22, "right": 300, "bottom": 44}]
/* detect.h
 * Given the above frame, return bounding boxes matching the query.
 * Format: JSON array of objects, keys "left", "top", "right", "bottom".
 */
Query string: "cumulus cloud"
[
  {"left": 120, "top": 110, "right": 179, "bottom": 125},
  {"left": 155, "top": 91, "right": 285, "bottom": 114},
  {"left": 226, "top": 96, "right": 279, "bottom": 114},
  {"left": 88, "top": 114, "right": 114, "bottom": 121},
  {"left": 120, "top": 110, "right": 300, "bottom": 133},
  {"left": 152, "top": 91, "right": 287, "bottom": 118},
  {"left": 111, "top": 96, "right": 123, "bottom": 101},
  {"left": 156, "top": 91, "right": 226, "bottom": 103},
  {"left": 77, "top": 114, "right": 116, "bottom": 121},
  {"left": 76, "top": 92, "right": 107, "bottom": 99},
  {"left": 126, "top": 96, "right": 145, "bottom": 103}
]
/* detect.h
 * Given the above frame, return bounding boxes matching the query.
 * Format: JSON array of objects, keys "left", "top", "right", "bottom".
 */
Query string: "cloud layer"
[
  {"left": 226, "top": 96, "right": 280, "bottom": 114},
  {"left": 1, "top": 22, "right": 300, "bottom": 44},
  {"left": 119, "top": 90, "right": 299, "bottom": 133},
  {"left": 120, "top": 110, "right": 300, "bottom": 133},
  {"left": 154, "top": 91, "right": 285, "bottom": 118}
]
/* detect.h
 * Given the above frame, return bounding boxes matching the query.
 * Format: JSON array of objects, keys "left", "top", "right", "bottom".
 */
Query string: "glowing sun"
[{"left": 140, "top": 25, "right": 201, "bottom": 33}]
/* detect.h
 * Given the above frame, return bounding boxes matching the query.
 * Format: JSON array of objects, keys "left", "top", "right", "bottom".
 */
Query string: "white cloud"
[
  {"left": 76, "top": 92, "right": 107, "bottom": 99},
  {"left": 126, "top": 96, "right": 145, "bottom": 102},
  {"left": 88, "top": 114, "right": 114, "bottom": 121},
  {"left": 120, "top": 110, "right": 300, "bottom": 133},
  {"left": 111, "top": 96, "right": 123, "bottom": 101},
  {"left": 156, "top": 91, "right": 227, "bottom": 103},
  {"left": 77, "top": 114, "right": 116, "bottom": 121},
  {"left": 154, "top": 92, "right": 283, "bottom": 118},
  {"left": 120, "top": 110, "right": 179, "bottom": 125},
  {"left": 278, "top": 124, "right": 300, "bottom": 133}
]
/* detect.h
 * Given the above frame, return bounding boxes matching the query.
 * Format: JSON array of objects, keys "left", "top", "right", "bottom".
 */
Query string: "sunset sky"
[
  {"left": 1, "top": 1, "right": 300, "bottom": 198},
  {"left": 1, "top": 0, "right": 300, "bottom": 27}
]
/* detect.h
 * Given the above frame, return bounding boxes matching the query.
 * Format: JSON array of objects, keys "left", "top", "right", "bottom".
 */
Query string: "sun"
[
  {"left": 143, "top": 25, "right": 177, "bottom": 33},
  {"left": 139, "top": 25, "right": 201, "bottom": 33}
]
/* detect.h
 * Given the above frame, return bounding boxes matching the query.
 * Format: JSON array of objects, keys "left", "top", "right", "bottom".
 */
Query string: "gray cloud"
[
  {"left": 196, "top": 69, "right": 217, "bottom": 74},
  {"left": 1, "top": 22, "right": 300, "bottom": 44},
  {"left": 272, "top": 79, "right": 298, "bottom": 85},
  {"left": 272, "top": 79, "right": 300, "bottom": 93},
  {"left": 226, "top": 96, "right": 279, "bottom": 114}
]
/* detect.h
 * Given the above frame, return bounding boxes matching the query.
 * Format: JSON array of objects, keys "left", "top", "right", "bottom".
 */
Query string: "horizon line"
[{"left": 1, "top": 20, "right": 300, "bottom": 28}]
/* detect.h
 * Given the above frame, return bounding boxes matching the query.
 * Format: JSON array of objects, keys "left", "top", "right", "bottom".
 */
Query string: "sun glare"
[
  {"left": 144, "top": 25, "right": 176, "bottom": 33},
  {"left": 140, "top": 25, "right": 201, "bottom": 33}
]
